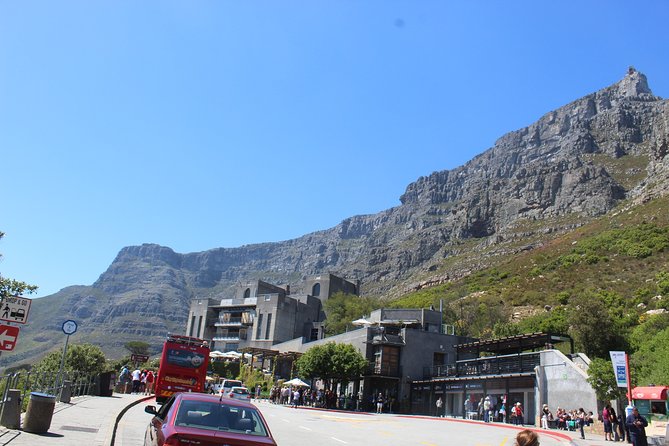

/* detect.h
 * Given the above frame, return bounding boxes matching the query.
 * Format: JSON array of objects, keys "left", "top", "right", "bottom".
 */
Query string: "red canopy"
[{"left": 632, "top": 386, "right": 669, "bottom": 400}]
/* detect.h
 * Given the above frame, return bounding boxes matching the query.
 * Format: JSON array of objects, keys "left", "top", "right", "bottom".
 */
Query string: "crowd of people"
[
  {"left": 265, "top": 386, "right": 398, "bottom": 412},
  {"left": 118, "top": 365, "right": 155, "bottom": 395}
]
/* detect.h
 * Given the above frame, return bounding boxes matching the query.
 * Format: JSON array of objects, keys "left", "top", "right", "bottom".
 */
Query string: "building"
[
  {"left": 410, "top": 332, "right": 598, "bottom": 424},
  {"left": 185, "top": 274, "right": 359, "bottom": 352},
  {"left": 267, "top": 308, "right": 474, "bottom": 412}
]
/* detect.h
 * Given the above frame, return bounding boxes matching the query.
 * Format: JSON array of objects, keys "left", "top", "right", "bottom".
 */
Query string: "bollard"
[
  {"left": 22, "top": 392, "right": 57, "bottom": 433},
  {"left": 60, "top": 380, "right": 72, "bottom": 403},
  {"left": 0, "top": 389, "right": 22, "bottom": 429}
]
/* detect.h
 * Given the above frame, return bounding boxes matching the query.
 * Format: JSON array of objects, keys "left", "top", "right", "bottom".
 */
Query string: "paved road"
[
  {"left": 118, "top": 398, "right": 572, "bottom": 446},
  {"left": 257, "top": 402, "right": 570, "bottom": 446}
]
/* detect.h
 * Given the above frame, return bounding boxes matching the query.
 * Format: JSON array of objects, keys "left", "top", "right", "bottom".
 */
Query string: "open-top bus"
[{"left": 154, "top": 334, "right": 210, "bottom": 404}]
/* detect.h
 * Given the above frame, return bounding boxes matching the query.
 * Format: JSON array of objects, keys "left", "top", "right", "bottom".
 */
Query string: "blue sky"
[{"left": 1, "top": 1, "right": 668, "bottom": 298}]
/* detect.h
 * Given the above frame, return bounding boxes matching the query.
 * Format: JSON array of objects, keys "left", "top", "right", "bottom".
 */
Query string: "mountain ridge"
[{"left": 5, "top": 68, "right": 668, "bottom": 367}]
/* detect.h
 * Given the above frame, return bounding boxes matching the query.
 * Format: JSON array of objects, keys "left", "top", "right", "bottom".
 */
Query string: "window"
[
  {"left": 189, "top": 315, "right": 196, "bottom": 336},
  {"left": 197, "top": 316, "right": 203, "bottom": 338},
  {"left": 244, "top": 288, "right": 251, "bottom": 298},
  {"left": 256, "top": 314, "right": 263, "bottom": 339},
  {"left": 265, "top": 313, "right": 272, "bottom": 339},
  {"left": 310, "top": 328, "right": 320, "bottom": 341},
  {"left": 312, "top": 283, "right": 321, "bottom": 296}
]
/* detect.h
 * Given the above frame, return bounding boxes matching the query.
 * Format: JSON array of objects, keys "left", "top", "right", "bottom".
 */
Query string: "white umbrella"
[
  {"left": 352, "top": 317, "right": 372, "bottom": 326},
  {"left": 209, "top": 350, "right": 226, "bottom": 358},
  {"left": 284, "top": 378, "right": 310, "bottom": 387}
]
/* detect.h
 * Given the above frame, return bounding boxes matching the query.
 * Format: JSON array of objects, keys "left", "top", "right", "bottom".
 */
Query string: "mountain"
[{"left": 5, "top": 67, "right": 668, "bottom": 367}]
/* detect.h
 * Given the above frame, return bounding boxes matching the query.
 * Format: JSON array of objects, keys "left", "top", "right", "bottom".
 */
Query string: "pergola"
[{"left": 454, "top": 332, "right": 573, "bottom": 360}]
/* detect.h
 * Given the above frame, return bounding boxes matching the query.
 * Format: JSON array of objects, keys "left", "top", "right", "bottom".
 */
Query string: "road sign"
[
  {"left": 131, "top": 354, "right": 150, "bottom": 363},
  {"left": 0, "top": 325, "right": 20, "bottom": 351},
  {"left": 0, "top": 296, "right": 32, "bottom": 324},
  {"left": 62, "top": 320, "right": 78, "bottom": 335}
]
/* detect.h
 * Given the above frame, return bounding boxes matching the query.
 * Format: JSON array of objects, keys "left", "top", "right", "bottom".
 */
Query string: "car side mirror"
[{"left": 145, "top": 405, "right": 159, "bottom": 416}]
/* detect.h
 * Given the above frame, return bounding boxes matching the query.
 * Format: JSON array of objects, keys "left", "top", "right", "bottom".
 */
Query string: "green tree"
[
  {"left": 295, "top": 342, "right": 368, "bottom": 391},
  {"left": 586, "top": 357, "right": 626, "bottom": 402},
  {"left": 124, "top": 341, "right": 151, "bottom": 355},
  {"left": 323, "top": 292, "right": 380, "bottom": 336},
  {"left": 34, "top": 343, "right": 108, "bottom": 375},
  {"left": 0, "top": 231, "right": 38, "bottom": 299},
  {"left": 568, "top": 292, "right": 626, "bottom": 358},
  {"left": 631, "top": 326, "right": 669, "bottom": 386}
]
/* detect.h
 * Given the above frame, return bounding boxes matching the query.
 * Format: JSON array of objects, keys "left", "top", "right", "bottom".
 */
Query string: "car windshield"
[
  {"left": 174, "top": 399, "right": 267, "bottom": 436},
  {"left": 232, "top": 388, "right": 248, "bottom": 394}
]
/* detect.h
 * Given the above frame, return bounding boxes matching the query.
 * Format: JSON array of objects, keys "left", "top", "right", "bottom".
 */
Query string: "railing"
[
  {"left": 423, "top": 352, "right": 541, "bottom": 379},
  {"left": 216, "top": 317, "right": 243, "bottom": 326},
  {"left": 365, "top": 364, "right": 402, "bottom": 378},
  {"left": 0, "top": 370, "right": 98, "bottom": 413}
]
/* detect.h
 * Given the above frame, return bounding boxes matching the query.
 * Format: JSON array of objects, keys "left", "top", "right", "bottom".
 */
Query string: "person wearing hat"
[{"left": 513, "top": 402, "right": 524, "bottom": 426}]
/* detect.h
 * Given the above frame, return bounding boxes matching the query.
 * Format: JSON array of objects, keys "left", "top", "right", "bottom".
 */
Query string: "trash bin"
[
  {"left": 23, "top": 392, "right": 57, "bottom": 433},
  {"left": 96, "top": 371, "right": 115, "bottom": 397}
]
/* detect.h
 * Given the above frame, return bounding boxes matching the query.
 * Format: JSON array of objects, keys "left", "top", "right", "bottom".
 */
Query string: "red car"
[{"left": 144, "top": 392, "right": 277, "bottom": 446}]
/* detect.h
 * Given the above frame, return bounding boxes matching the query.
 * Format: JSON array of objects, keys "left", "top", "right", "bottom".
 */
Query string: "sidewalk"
[{"left": 0, "top": 392, "right": 150, "bottom": 446}]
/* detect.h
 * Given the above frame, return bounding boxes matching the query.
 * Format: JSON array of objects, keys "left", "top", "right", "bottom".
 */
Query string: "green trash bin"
[{"left": 23, "top": 392, "right": 57, "bottom": 433}]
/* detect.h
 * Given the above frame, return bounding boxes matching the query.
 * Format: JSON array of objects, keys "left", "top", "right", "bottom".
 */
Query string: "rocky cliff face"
[{"left": 9, "top": 68, "right": 668, "bottom": 365}]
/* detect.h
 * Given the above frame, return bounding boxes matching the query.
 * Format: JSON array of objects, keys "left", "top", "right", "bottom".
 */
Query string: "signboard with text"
[
  {"left": 609, "top": 351, "right": 628, "bottom": 388},
  {"left": 0, "top": 296, "right": 32, "bottom": 324}
]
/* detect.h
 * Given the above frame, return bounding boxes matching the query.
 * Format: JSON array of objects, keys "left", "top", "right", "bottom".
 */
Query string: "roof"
[
  {"left": 454, "top": 332, "right": 572, "bottom": 355},
  {"left": 632, "top": 386, "right": 669, "bottom": 400}
]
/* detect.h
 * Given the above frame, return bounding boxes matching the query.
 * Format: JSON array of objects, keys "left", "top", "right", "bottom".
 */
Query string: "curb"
[{"left": 108, "top": 395, "right": 154, "bottom": 446}]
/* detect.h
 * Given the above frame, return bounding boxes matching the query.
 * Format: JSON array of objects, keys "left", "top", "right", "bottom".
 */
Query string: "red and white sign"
[
  {"left": 0, "top": 295, "right": 32, "bottom": 324},
  {"left": 0, "top": 324, "right": 20, "bottom": 351}
]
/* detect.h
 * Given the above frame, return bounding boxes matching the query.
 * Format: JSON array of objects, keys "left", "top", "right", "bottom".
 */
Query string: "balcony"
[
  {"left": 365, "top": 363, "right": 402, "bottom": 378},
  {"left": 212, "top": 329, "right": 247, "bottom": 342},
  {"left": 423, "top": 352, "right": 541, "bottom": 379},
  {"left": 215, "top": 316, "right": 243, "bottom": 327},
  {"left": 370, "top": 326, "right": 405, "bottom": 345}
]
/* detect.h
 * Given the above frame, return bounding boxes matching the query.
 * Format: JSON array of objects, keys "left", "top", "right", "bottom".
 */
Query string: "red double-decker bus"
[{"left": 154, "top": 334, "right": 210, "bottom": 404}]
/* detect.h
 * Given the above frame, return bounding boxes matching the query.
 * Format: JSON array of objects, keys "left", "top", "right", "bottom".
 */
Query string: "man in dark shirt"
[{"left": 625, "top": 407, "right": 648, "bottom": 446}]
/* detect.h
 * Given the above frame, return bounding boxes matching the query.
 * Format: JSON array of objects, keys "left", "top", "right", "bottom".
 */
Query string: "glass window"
[
  {"left": 174, "top": 400, "right": 268, "bottom": 436},
  {"left": 265, "top": 314, "right": 272, "bottom": 340},
  {"left": 312, "top": 283, "right": 321, "bottom": 296},
  {"left": 256, "top": 314, "right": 263, "bottom": 339},
  {"left": 244, "top": 288, "right": 251, "bottom": 298}
]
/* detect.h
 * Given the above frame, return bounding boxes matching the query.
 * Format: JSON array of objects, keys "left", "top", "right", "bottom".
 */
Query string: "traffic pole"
[
  {"left": 55, "top": 333, "right": 71, "bottom": 397},
  {"left": 625, "top": 352, "right": 632, "bottom": 402}
]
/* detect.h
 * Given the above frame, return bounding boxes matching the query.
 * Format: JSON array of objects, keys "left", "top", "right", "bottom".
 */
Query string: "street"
[{"left": 115, "top": 398, "right": 570, "bottom": 446}]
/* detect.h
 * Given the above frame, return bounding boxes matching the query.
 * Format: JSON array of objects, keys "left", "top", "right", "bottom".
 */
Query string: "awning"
[{"left": 632, "top": 386, "right": 669, "bottom": 400}]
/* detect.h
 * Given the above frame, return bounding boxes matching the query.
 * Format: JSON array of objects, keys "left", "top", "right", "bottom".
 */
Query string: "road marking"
[
  {"left": 331, "top": 437, "right": 347, "bottom": 444},
  {"left": 420, "top": 442, "right": 437, "bottom": 446},
  {"left": 282, "top": 418, "right": 291, "bottom": 423},
  {"left": 299, "top": 425, "right": 312, "bottom": 431},
  {"left": 499, "top": 437, "right": 509, "bottom": 446}
]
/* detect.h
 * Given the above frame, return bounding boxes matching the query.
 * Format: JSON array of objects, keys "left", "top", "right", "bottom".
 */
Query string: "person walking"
[
  {"left": 435, "top": 396, "right": 443, "bottom": 417},
  {"left": 626, "top": 407, "right": 648, "bottom": 446},
  {"left": 144, "top": 370, "right": 155, "bottom": 395},
  {"left": 624, "top": 402, "right": 634, "bottom": 443},
  {"left": 577, "top": 407, "right": 586, "bottom": 440}
]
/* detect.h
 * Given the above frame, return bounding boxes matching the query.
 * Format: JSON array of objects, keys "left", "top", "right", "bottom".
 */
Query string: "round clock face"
[{"left": 62, "top": 320, "right": 78, "bottom": 335}]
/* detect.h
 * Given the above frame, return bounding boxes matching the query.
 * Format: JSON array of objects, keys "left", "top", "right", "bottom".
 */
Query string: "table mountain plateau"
[{"left": 6, "top": 67, "right": 669, "bottom": 366}]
